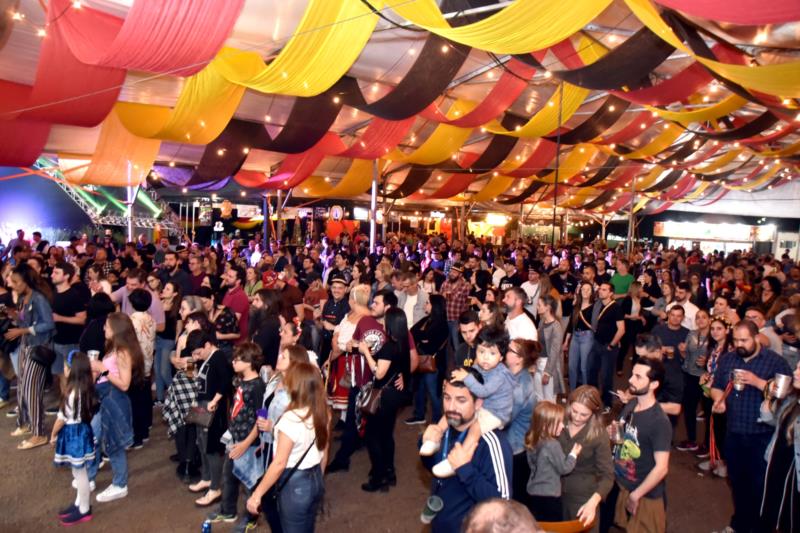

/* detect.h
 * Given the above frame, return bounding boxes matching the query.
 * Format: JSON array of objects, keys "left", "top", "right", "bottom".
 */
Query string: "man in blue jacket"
[{"left": 420, "top": 370, "right": 513, "bottom": 532}]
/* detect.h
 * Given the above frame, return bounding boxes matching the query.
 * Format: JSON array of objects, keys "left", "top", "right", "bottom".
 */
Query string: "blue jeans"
[
  {"left": 413, "top": 372, "right": 442, "bottom": 421},
  {"left": 52, "top": 343, "right": 78, "bottom": 376},
  {"left": 594, "top": 340, "right": 619, "bottom": 406},
  {"left": 88, "top": 411, "right": 129, "bottom": 488},
  {"left": 0, "top": 348, "right": 21, "bottom": 401},
  {"left": 153, "top": 337, "right": 175, "bottom": 401},
  {"left": 277, "top": 465, "right": 324, "bottom": 533},
  {"left": 568, "top": 330, "right": 594, "bottom": 391},
  {"left": 448, "top": 320, "right": 462, "bottom": 351}
]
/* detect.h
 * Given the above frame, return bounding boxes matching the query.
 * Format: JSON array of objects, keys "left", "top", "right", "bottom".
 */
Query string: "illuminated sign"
[
  {"left": 353, "top": 207, "right": 369, "bottom": 221},
  {"left": 653, "top": 221, "right": 775, "bottom": 241},
  {"left": 430, "top": 211, "right": 445, "bottom": 219}
]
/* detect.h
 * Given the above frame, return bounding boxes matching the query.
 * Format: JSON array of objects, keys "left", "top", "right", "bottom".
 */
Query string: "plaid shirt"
[
  {"left": 441, "top": 276, "right": 470, "bottom": 322},
  {"left": 712, "top": 348, "right": 791, "bottom": 435}
]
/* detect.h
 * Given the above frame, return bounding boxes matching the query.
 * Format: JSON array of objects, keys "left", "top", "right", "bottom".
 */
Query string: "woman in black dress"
[{"left": 357, "top": 308, "right": 411, "bottom": 492}]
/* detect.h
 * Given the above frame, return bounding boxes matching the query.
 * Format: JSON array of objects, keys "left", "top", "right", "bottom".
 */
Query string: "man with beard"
[
  {"left": 666, "top": 281, "right": 699, "bottom": 331},
  {"left": 419, "top": 370, "right": 512, "bottom": 533},
  {"left": 710, "top": 320, "right": 791, "bottom": 533},
  {"left": 503, "top": 287, "right": 537, "bottom": 341},
  {"left": 441, "top": 263, "right": 471, "bottom": 350},
  {"left": 550, "top": 258, "right": 578, "bottom": 329},
  {"left": 520, "top": 267, "right": 542, "bottom": 318},
  {"left": 158, "top": 251, "right": 191, "bottom": 295},
  {"left": 612, "top": 357, "right": 671, "bottom": 533}
]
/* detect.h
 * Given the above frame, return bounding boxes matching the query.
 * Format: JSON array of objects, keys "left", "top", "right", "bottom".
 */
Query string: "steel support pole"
[
  {"left": 626, "top": 177, "right": 636, "bottom": 257},
  {"left": 370, "top": 160, "right": 378, "bottom": 253},
  {"left": 126, "top": 185, "right": 135, "bottom": 242},
  {"left": 262, "top": 194, "right": 269, "bottom": 251},
  {"left": 276, "top": 189, "right": 283, "bottom": 242}
]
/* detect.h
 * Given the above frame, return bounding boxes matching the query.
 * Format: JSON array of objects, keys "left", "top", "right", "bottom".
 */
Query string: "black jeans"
[
  {"left": 700, "top": 396, "right": 726, "bottom": 457},
  {"left": 365, "top": 387, "right": 403, "bottom": 482},
  {"left": 127, "top": 377, "right": 152, "bottom": 443},
  {"left": 221, "top": 455, "right": 259, "bottom": 521},
  {"left": 725, "top": 432, "right": 771, "bottom": 533},
  {"left": 175, "top": 423, "right": 198, "bottom": 464},
  {"left": 331, "top": 387, "right": 360, "bottom": 467},
  {"left": 681, "top": 373, "right": 702, "bottom": 442}
]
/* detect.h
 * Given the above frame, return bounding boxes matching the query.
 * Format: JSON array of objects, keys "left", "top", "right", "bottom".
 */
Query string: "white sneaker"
[
  {"left": 713, "top": 464, "right": 728, "bottom": 478},
  {"left": 432, "top": 459, "right": 456, "bottom": 478},
  {"left": 419, "top": 440, "right": 441, "bottom": 457},
  {"left": 72, "top": 479, "right": 96, "bottom": 491},
  {"left": 96, "top": 484, "right": 128, "bottom": 503},
  {"left": 698, "top": 460, "right": 711, "bottom": 471}
]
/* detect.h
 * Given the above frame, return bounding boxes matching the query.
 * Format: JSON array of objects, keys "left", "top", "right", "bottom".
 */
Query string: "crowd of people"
[{"left": 0, "top": 225, "right": 799, "bottom": 532}]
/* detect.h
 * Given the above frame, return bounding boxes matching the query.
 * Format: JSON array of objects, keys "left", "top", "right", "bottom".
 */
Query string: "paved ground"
[{"left": 0, "top": 395, "right": 732, "bottom": 533}]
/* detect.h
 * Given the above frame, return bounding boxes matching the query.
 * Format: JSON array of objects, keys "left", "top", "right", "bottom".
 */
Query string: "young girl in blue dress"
[{"left": 50, "top": 350, "right": 96, "bottom": 526}]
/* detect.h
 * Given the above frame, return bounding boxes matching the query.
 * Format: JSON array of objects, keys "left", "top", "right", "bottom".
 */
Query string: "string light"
[
  {"left": 608, "top": 105, "right": 615, "bottom": 112},
  {"left": 240, "top": 191, "right": 246, "bottom": 197},
  {"left": 242, "top": 147, "right": 250, "bottom": 154},
  {"left": 168, "top": 161, "right": 176, "bottom": 168},
  {"left": 181, "top": 188, "right": 188, "bottom": 193},
  {"left": 441, "top": 45, "right": 449, "bottom": 53},
  {"left": 543, "top": 71, "right": 552, "bottom": 79},
  {"left": 72, "top": 1, "right": 82, "bottom": 8},
  {"left": 264, "top": 115, "right": 271, "bottom": 122},
  {"left": 11, "top": 12, "right": 24, "bottom": 20},
  {"left": 332, "top": 96, "right": 340, "bottom": 104},
  {"left": 408, "top": 49, "right": 416, "bottom": 56},
  {"left": 37, "top": 28, "right": 47, "bottom": 37}
]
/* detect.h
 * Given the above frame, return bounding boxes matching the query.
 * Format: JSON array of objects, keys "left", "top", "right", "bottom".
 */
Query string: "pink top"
[{"left": 96, "top": 352, "right": 120, "bottom": 384}]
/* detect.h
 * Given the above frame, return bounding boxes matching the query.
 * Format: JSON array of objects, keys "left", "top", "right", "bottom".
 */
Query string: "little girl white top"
[{"left": 57, "top": 391, "right": 83, "bottom": 425}]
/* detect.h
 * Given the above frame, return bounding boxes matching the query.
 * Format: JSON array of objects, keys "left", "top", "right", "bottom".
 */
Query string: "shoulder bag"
[
  {"left": 417, "top": 336, "right": 448, "bottom": 374},
  {"left": 270, "top": 438, "right": 317, "bottom": 501},
  {"left": 356, "top": 373, "right": 397, "bottom": 416},
  {"left": 185, "top": 405, "right": 214, "bottom": 428}
]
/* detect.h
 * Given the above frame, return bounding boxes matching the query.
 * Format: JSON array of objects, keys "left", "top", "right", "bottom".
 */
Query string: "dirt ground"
[{"left": 0, "top": 382, "right": 732, "bottom": 533}]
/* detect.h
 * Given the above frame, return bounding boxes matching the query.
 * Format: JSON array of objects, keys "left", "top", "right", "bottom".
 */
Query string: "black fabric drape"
[
  {"left": 687, "top": 112, "right": 780, "bottom": 141},
  {"left": 576, "top": 189, "right": 616, "bottom": 210},
  {"left": 642, "top": 169, "right": 684, "bottom": 192},
  {"left": 544, "top": 96, "right": 631, "bottom": 145},
  {"left": 575, "top": 157, "right": 621, "bottom": 187},
  {"left": 513, "top": 28, "right": 675, "bottom": 91}
]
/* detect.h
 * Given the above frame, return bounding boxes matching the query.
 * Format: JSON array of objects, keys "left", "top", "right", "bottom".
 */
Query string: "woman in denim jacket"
[
  {"left": 759, "top": 361, "right": 800, "bottom": 532},
  {"left": 5, "top": 263, "right": 55, "bottom": 449}
]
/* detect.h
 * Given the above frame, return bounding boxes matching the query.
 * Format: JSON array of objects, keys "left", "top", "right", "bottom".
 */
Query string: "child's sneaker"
[
  {"left": 58, "top": 504, "right": 77, "bottom": 519},
  {"left": 419, "top": 440, "right": 440, "bottom": 457},
  {"left": 432, "top": 459, "right": 456, "bottom": 478},
  {"left": 96, "top": 484, "right": 127, "bottom": 503},
  {"left": 60, "top": 507, "right": 92, "bottom": 526},
  {"left": 206, "top": 512, "right": 237, "bottom": 523}
]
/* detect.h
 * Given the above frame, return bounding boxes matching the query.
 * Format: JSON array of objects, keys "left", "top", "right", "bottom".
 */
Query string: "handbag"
[
  {"left": 356, "top": 381, "right": 383, "bottom": 416},
  {"left": 29, "top": 344, "right": 57, "bottom": 368},
  {"left": 270, "top": 438, "right": 317, "bottom": 501},
  {"left": 185, "top": 405, "right": 214, "bottom": 428},
  {"left": 356, "top": 373, "right": 396, "bottom": 416},
  {"left": 416, "top": 355, "right": 437, "bottom": 374}
]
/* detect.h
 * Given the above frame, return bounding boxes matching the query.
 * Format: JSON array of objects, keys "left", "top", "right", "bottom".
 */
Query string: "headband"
[{"left": 67, "top": 349, "right": 80, "bottom": 368}]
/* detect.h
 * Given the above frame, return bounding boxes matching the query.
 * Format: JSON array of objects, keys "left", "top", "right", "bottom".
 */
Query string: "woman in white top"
[{"left": 247, "top": 361, "right": 329, "bottom": 532}]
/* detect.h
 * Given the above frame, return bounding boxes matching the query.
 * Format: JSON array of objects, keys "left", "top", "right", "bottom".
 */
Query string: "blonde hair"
[
  {"left": 566, "top": 385, "right": 605, "bottom": 441},
  {"left": 350, "top": 284, "right": 371, "bottom": 307},
  {"left": 525, "top": 401, "right": 565, "bottom": 449}
]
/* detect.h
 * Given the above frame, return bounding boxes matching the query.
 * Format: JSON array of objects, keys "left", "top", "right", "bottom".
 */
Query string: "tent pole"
[
  {"left": 626, "top": 178, "right": 636, "bottom": 258},
  {"left": 276, "top": 189, "right": 283, "bottom": 242},
  {"left": 370, "top": 160, "right": 378, "bottom": 254},
  {"left": 126, "top": 185, "right": 135, "bottom": 242},
  {"left": 268, "top": 193, "right": 269, "bottom": 254}
]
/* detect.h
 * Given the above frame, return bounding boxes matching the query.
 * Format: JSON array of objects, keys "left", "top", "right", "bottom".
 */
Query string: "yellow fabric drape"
[
  {"left": 116, "top": 0, "right": 379, "bottom": 143},
  {"left": 671, "top": 181, "right": 711, "bottom": 202},
  {"left": 485, "top": 83, "right": 589, "bottom": 138},
  {"left": 645, "top": 94, "right": 747, "bottom": 125},
  {"left": 534, "top": 145, "right": 598, "bottom": 183},
  {"left": 301, "top": 159, "right": 377, "bottom": 197},
  {"left": 386, "top": 101, "right": 474, "bottom": 165},
  {"left": 725, "top": 164, "right": 780, "bottom": 190},
  {"left": 115, "top": 67, "right": 244, "bottom": 144},
  {"left": 389, "top": 0, "right": 612, "bottom": 54},
  {"left": 60, "top": 108, "right": 160, "bottom": 186},
  {"left": 468, "top": 175, "right": 515, "bottom": 201},
  {"left": 747, "top": 139, "right": 800, "bottom": 158},
  {"left": 690, "top": 149, "right": 743, "bottom": 174},
  {"left": 625, "top": 0, "right": 800, "bottom": 97},
  {"left": 600, "top": 125, "right": 682, "bottom": 159},
  {"left": 212, "top": 0, "right": 378, "bottom": 97},
  {"left": 633, "top": 197, "right": 650, "bottom": 212}
]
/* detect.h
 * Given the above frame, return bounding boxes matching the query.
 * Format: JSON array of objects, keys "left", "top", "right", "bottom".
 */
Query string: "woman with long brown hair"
[
  {"left": 558, "top": 385, "right": 614, "bottom": 531},
  {"left": 567, "top": 281, "right": 595, "bottom": 391},
  {"left": 247, "top": 361, "right": 329, "bottom": 531},
  {"left": 87, "top": 312, "right": 143, "bottom": 503}
]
